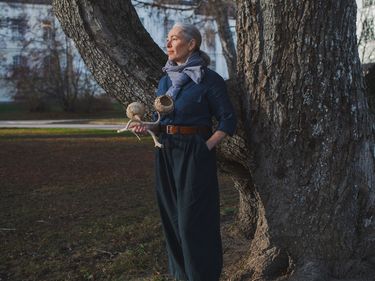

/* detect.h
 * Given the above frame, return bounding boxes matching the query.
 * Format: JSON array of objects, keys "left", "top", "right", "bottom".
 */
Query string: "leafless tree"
[{"left": 8, "top": 10, "right": 103, "bottom": 112}]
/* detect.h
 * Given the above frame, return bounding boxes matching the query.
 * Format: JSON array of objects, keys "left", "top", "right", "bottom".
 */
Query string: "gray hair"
[{"left": 173, "top": 22, "right": 211, "bottom": 65}]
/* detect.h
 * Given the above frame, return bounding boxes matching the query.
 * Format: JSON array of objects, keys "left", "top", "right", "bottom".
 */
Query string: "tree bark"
[
  {"left": 52, "top": 0, "right": 375, "bottom": 280},
  {"left": 235, "top": 0, "right": 375, "bottom": 280}
]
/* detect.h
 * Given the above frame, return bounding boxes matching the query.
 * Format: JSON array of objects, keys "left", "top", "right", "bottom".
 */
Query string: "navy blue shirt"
[{"left": 156, "top": 68, "right": 237, "bottom": 136}]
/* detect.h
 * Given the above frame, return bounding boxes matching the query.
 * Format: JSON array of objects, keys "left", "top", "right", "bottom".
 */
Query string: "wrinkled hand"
[
  {"left": 129, "top": 124, "right": 149, "bottom": 135},
  {"left": 205, "top": 130, "right": 228, "bottom": 151}
]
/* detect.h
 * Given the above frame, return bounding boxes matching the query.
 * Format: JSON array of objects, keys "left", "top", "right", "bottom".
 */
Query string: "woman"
[{"left": 133, "top": 22, "right": 236, "bottom": 281}]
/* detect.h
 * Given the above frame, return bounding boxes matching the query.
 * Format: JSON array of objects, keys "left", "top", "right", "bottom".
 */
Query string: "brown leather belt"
[{"left": 159, "top": 125, "right": 210, "bottom": 135}]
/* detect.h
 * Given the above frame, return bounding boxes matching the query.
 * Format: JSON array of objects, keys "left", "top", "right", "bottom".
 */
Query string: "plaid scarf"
[{"left": 162, "top": 51, "right": 207, "bottom": 99}]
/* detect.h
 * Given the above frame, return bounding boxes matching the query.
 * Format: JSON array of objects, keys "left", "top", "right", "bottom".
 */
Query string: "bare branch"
[{"left": 132, "top": 0, "right": 202, "bottom": 11}]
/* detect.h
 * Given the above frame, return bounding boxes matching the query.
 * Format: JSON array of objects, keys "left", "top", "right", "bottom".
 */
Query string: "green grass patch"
[{"left": 0, "top": 128, "right": 154, "bottom": 143}]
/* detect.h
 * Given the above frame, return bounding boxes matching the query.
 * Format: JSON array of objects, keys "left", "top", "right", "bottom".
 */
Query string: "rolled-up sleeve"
[{"left": 206, "top": 77, "right": 237, "bottom": 136}]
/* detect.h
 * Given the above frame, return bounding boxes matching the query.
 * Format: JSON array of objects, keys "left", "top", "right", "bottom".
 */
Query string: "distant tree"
[
  {"left": 8, "top": 10, "right": 104, "bottom": 112},
  {"left": 53, "top": 0, "right": 375, "bottom": 280},
  {"left": 10, "top": 61, "right": 50, "bottom": 111}
]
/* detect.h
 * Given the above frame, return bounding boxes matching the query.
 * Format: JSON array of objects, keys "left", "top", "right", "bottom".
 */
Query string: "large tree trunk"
[
  {"left": 53, "top": 0, "right": 375, "bottom": 280},
  {"left": 235, "top": 0, "right": 375, "bottom": 280}
]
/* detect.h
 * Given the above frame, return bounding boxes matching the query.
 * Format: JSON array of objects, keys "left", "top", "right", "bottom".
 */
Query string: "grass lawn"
[{"left": 0, "top": 128, "right": 241, "bottom": 281}]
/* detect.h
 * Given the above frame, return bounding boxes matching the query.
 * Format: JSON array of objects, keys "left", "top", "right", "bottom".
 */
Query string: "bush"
[{"left": 75, "top": 93, "right": 114, "bottom": 113}]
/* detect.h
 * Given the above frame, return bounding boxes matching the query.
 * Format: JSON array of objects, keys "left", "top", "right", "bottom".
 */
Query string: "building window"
[
  {"left": 363, "top": 18, "right": 375, "bottom": 42},
  {"left": 13, "top": 55, "right": 21, "bottom": 66},
  {"left": 210, "top": 56, "right": 216, "bottom": 71},
  {"left": 13, "top": 55, "right": 27, "bottom": 66},
  {"left": 41, "top": 20, "right": 52, "bottom": 41},
  {"left": 204, "top": 26, "right": 216, "bottom": 50},
  {"left": 0, "top": 37, "right": 6, "bottom": 49},
  {"left": 364, "top": 0, "right": 375, "bottom": 7},
  {"left": 0, "top": 17, "right": 9, "bottom": 29},
  {"left": 10, "top": 18, "right": 27, "bottom": 41}
]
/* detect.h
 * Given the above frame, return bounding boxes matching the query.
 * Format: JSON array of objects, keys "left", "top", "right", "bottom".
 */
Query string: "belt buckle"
[{"left": 166, "top": 125, "right": 173, "bottom": 134}]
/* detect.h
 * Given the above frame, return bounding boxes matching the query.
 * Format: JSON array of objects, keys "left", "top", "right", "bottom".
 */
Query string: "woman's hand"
[
  {"left": 205, "top": 138, "right": 216, "bottom": 151},
  {"left": 205, "top": 130, "right": 227, "bottom": 151},
  {"left": 129, "top": 124, "right": 149, "bottom": 135}
]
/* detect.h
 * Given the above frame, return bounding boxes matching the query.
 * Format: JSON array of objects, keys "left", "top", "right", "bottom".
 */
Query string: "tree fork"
[
  {"left": 52, "top": 0, "right": 166, "bottom": 111},
  {"left": 53, "top": 0, "right": 375, "bottom": 280}
]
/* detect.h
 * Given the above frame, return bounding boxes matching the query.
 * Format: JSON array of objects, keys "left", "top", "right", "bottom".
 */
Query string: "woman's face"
[{"left": 166, "top": 26, "right": 195, "bottom": 65}]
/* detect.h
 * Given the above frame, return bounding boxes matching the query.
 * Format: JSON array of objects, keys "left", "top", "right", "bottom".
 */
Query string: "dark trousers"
[{"left": 155, "top": 134, "right": 223, "bottom": 281}]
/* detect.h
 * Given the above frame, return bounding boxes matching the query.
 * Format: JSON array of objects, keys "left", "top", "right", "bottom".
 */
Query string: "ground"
[{"left": 0, "top": 128, "right": 246, "bottom": 281}]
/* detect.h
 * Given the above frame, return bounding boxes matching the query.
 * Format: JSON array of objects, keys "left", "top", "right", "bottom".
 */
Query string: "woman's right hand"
[{"left": 129, "top": 124, "right": 149, "bottom": 135}]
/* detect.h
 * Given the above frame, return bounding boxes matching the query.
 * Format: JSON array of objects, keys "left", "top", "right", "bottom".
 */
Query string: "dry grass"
[{"left": 0, "top": 129, "right": 240, "bottom": 281}]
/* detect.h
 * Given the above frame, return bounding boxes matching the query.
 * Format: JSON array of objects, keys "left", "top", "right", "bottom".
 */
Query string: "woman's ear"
[{"left": 188, "top": 39, "right": 197, "bottom": 51}]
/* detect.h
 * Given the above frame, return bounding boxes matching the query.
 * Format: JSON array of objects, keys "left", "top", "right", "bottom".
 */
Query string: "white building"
[
  {"left": 2, "top": 1, "right": 374, "bottom": 102},
  {"left": 0, "top": 0, "right": 235, "bottom": 102},
  {"left": 357, "top": 0, "right": 375, "bottom": 65},
  {"left": 0, "top": 0, "right": 59, "bottom": 101}
]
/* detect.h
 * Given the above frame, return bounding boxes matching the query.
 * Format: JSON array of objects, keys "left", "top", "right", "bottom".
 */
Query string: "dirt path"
[{"left": 0, "top": 119, "right": 123, "bottom": 130}]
